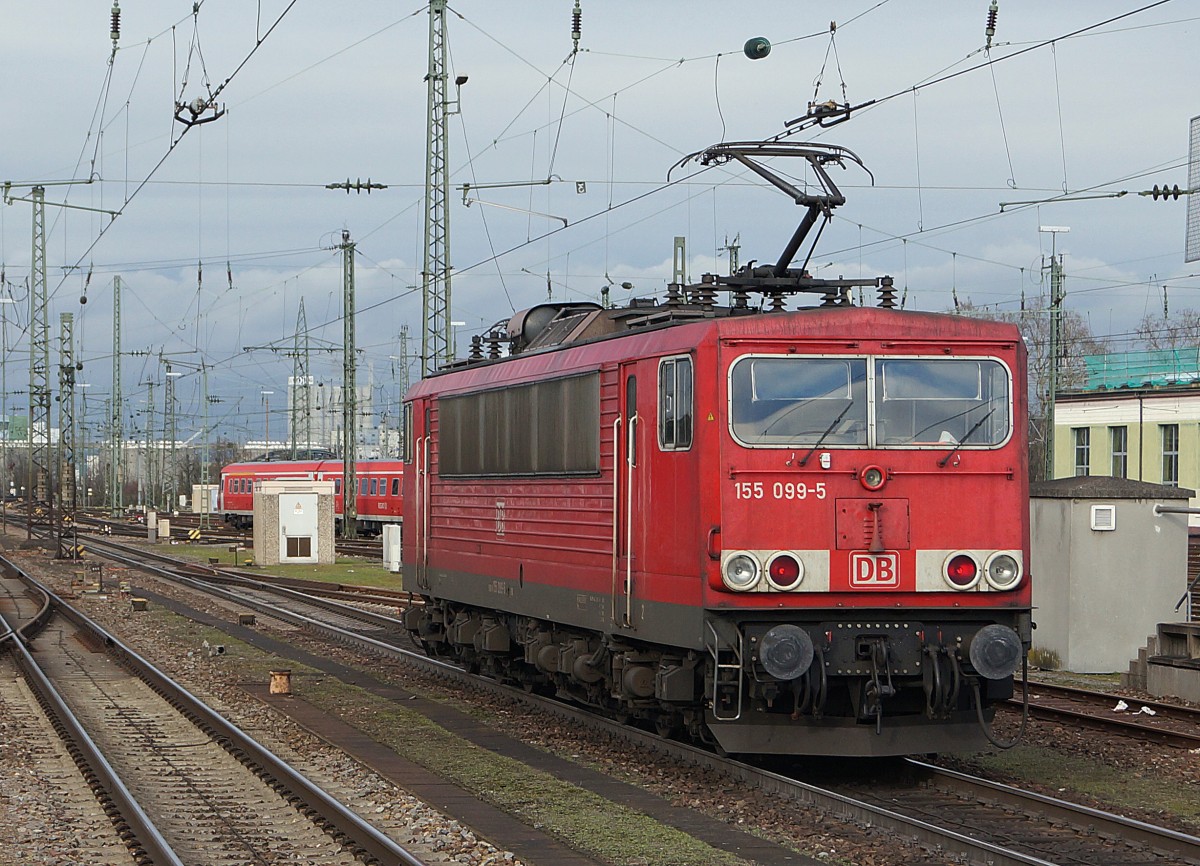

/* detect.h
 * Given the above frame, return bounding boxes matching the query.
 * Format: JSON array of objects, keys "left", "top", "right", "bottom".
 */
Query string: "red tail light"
[
  {"left": 765, "top": 553, "right": 804, "bottom": 590},
  {"left": 945, "top": 554, "right": 979, "bottom": 588},
  {"left": 771, "top": 556, "right": 798, "bottom": 580}
]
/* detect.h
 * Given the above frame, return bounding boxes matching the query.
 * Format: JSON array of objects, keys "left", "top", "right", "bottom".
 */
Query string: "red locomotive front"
[{"left": 695, "top": 308, "right": 1029, "bottom": 754}]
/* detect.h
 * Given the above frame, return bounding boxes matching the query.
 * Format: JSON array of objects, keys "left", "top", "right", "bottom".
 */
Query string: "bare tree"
[
  {"left": 953, "top": 301, "right": 1108, "bottom": 480},
  {"left": 1136, "top": 308, "right": 1200, "bottom": 351}
]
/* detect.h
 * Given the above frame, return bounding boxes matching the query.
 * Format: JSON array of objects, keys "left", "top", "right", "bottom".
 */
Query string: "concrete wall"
[{"left": 1031, "top": 496, "right": 1189, "bottom": 672}]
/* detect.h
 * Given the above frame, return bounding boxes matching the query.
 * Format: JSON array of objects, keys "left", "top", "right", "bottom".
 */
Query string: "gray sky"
[{"left": 2, "top": 1, "right": 1198, "bottom": 444}]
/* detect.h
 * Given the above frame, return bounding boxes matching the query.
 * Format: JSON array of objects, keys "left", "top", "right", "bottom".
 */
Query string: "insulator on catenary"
[
  {"left": 111, "top": 2, "right": 120, "bottom": 49},
  {"left": 744, "top": 36, "right": 771, "bottom": 60},
  {"left": 985, "top": 1, "right": 997, "bottom": 50},
  {"left": 571, "top": 0, "right": 582, "bottom": 52},
  {"left": 1151, "top": 184, "right": 1184, "bottom": 200}
]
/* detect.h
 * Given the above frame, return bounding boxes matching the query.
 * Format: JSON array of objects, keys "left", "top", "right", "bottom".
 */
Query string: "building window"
[
  {"left": 1161, "top": 424, "right": 1179, "bottom": 486},
  {"left": 1072, "top": 427, "right": 1090, "bottom": 477},
  {"left": 1109, "top": 426, "right": 1127, "bottom": 479}
]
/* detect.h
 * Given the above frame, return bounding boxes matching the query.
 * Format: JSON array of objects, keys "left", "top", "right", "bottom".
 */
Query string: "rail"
[
  {"left": 4, "top": 559, "right": 426, "bottom": 866},
  {"left": 0, "top": 589, "right": 184, "bottom": 866}
]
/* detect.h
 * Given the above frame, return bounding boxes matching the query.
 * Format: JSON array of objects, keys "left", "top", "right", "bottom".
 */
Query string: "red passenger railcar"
[
  {"left": 400, "top": 141, "right": 1031, "bottom": 756},
  {"left": 220, "top": 458, "right": 404, "bottom": 535}
]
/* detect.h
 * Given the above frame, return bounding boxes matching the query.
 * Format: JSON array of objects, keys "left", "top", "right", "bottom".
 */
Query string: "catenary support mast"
[
  {"left": 110, "top": 276, "right": 122, "bottom": 516},
  {"left": 340, "top": 231, "right": 358, "bottom": 539},
  {"left": 29, "top": 188, "right": 51, "bottom": 522},
  {"left": 421, "top": 0, "right": 452, "bottom": 375}
]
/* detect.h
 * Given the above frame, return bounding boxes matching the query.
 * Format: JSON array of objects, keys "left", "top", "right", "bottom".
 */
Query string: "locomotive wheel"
[{"left": 653, "top": 714, "right": 682, "bottom": 739}]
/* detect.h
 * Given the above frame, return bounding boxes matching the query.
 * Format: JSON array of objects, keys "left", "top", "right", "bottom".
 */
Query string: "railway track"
[
  {"left": 1006, "top": 678, "right": 1200, "bottom": 749},
  {"left": 65, "top": 534, "right": 1200, "bottom": 866},
  {"left": 0, "top": 561, "right": 424, "bottom": 866}
]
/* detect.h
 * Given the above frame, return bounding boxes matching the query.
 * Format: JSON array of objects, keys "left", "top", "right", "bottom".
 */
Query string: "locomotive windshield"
[
  {"left": 729, "top": 355, "right": 1010, "bottom": 448},
  {"left": 875, "top": 358, "right": 1010, "bottom": 446},
  {"left": 730, "top": 357, "right": 868, "bottom": 445}
]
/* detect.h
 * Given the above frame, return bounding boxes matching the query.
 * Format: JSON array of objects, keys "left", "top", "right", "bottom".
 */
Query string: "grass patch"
[
  {"left": 136, "top": 539, "right": 403, "bottom": 589},
  {"left": 969, "top": 745, "right": 1200, "bottom": 831},
  {"left": 299, "top": 678, "right": 749, "bottom": 866},
  {"left": 1027, "top": 646, "right": 1061, "bottom": 670},
  {"left": 122, "top": 600, "right": 751, "bottom": 866},
  {"left": 263, "top": 560, "right": 402, "bottom": 589},
  {"left": 135, "top": 604, "right": 306, "bottom": 682}
]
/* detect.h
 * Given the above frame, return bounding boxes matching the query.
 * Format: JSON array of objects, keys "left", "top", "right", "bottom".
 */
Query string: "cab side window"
[{"left": 658, "top": 356, "right": 693, "bottom": 450}]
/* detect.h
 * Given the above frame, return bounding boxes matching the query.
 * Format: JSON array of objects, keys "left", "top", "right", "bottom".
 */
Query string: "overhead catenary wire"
[
  {"left": 7, "top": 0, "right": 1190, "bottom": 441},
  {"left": 42, "top": 0, "right": 302, "bottom": 308}
]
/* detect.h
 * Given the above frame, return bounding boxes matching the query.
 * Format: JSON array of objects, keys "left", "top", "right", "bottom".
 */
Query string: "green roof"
[{"left": 1084, "top": 349, "right": 1200, "bottom": 390}]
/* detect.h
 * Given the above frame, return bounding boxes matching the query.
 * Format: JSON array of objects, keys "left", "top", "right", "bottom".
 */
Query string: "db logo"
[{"left": 850, "top": 552, "right": 900, "bottom": 588}]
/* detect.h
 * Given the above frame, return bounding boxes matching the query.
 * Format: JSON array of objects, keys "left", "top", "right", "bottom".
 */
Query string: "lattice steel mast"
[
  {"left": 164, "top": 359, "right": 178, "bottom": 508},
  {"left": 340, "top": 231, "right": 358, "bottom": 539},
  {"left": 144, "top": 379, "right": 156, "bottom": 510},
  {"left": 58, "top": 312, "right": 76, "bottom": 516},
  {"left": 421, "top": 0, "right": 452, "bottom": 375},
  {"left": 291, "top": 298, "right": 311, "bottom": 458},
  {"left": 110, "top": 276, "right": 122, "bottom": 516},
  {"left": 29, "top": 187, "right": 51, "bottom": 514},
  {"left": 398, "top": 324, "right": 411, "bottom": 398}
]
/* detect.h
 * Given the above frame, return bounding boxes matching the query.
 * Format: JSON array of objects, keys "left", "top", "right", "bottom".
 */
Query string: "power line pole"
[
  {"left": 144, "top": 378, "right": 156, "bottom": 511},
  {"left": 2, "top": 181, "right": 117, "bottom": 536},
  {"left": 340, "top": 230, "right": 358, "bottom": 539},
  {"left": 291, "top": 298, "right": 310, "bottom": 459},
  {"left": 1040, "top": 225, "right": 1069, "bottom": 481},
  {"left": 164, "top": 360, "right": 179, "bottom": 510},
  {"left": 398, "top": 324, "right": 411, "bottom": 398},
  {"left": 110, "top": 276, "right": 122, "bottom": 516},
  {"left": 29, "top": 187, "right": 51, "bottom": 536},
  {"left": 422, "top": 0, "right": 452, "bottom": 375},
  {"left": 200, "top": 364, "right": 211, "bottom": 528},
  {"left": 58, "top": 312, "right": 77, "bottom": 529}
]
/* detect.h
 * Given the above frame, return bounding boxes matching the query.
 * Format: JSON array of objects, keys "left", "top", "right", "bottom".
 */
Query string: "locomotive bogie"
[{"left": 403, "top": 592, "right": 1022, "bottom": 755}]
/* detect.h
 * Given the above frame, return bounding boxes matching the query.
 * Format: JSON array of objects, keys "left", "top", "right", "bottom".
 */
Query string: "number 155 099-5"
[{"left": 734, "top": 481, "right": 827, "bottom": 501}]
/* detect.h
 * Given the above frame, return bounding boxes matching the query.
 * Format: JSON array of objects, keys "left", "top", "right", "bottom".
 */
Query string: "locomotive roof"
[{"left": 408, "top": 286, "right": 1022, "bottom": 400}]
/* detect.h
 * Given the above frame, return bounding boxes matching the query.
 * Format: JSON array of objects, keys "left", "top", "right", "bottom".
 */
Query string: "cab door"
[
  {"left": 612, "top": 364, "right": 641, "bottom": 629},
  {"left": 405, "top": 400, "right": 432, "bottom": 593}
]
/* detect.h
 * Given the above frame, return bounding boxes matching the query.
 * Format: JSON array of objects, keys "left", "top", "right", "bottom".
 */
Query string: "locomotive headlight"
[
  {"left": 759, "top": 624, "right": 814, "bottom": 681},
  {"left": 723, "top": 552, "right": 760, "bottom": 591},
  {"left": 984, "top": 553, "right": 1021, "bottom": 590},
  {"left": 859, "top": 464, "right": 886, "bottom": 491},
  {"left": 968, "top": 624, "right": 1024, "bottom": 680}
]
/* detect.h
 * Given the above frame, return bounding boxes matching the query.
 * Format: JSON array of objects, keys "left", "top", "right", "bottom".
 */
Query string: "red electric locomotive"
[
  {"left": 220, "top": 458, "right": 404, "bottom": 535},
  {"left": 400, "top": 140, "right": 1031, "bottom": 756}
]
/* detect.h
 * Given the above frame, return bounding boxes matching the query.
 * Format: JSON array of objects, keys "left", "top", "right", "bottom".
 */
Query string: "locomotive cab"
[{"left": 701, "top": 313, "right": 1030, "bottom": 755}]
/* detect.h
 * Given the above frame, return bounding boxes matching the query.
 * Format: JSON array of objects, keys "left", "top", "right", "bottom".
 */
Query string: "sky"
[{"left": 2, "top": 0, "right": 1198, "bottom": 447}]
